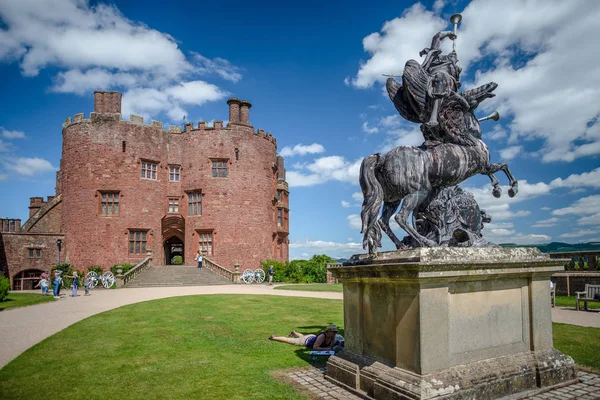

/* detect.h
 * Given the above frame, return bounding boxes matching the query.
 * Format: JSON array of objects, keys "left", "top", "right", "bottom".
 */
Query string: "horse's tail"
[{"left": 360, "top": 154, "right": 384, "bottom": 250}]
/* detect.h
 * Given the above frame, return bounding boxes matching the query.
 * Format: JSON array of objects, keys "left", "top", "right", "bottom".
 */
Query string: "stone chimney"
[
  {"left": 227, "top": 98, "right": 241, "bottom": 124},
  {"left": 276, "top": 156, "right": 286, "bottom": 181},
  {"left": 240, "top": 100, "right": 252, "bottom": 125},
  {"left": 94, "top": 91, "right": 122, "bottom": 114},
  {"left": 29, "top": 197, "right": 44, "bottom": 218}
]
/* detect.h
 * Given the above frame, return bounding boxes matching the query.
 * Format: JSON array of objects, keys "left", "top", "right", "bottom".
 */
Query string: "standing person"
[
  {"left": 66, "top": 271, "right": 79, "bottom": 297},
  {"left": 52, "top": 270, "right": 63, "bottom": 299},
  {"left": 35, "top": 275, "right": 49, "bottom": 296},
  {"left": 268, "top": 265, "right": 274, "bottom": 285},
  {"left": 195, "top": 250, "right": 203, "bottom": 269},
  {"left": 84, "top": 275, "right": 90, "bottom": 296}
]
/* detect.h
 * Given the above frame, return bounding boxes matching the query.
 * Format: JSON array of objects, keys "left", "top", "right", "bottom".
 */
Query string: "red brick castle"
[{"left": 0, "top": 91, "right": 289, "bottom": 289}]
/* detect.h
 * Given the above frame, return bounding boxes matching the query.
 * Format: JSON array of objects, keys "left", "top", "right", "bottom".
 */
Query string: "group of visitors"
[{"left": 35, "top": 270, "right": 91, "bottom": 298}]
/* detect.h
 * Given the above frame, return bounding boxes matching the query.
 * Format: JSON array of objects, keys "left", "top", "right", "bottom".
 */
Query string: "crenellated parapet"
[{"left": 61, "top": 92, "right": 278, "bottom": 148}]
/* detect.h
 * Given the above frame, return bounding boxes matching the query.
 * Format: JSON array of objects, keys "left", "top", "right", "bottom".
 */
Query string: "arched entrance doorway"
[
  {"left": 13, "top": 269, "right": 45, "bottom": 290},
  {"left": 164, "top": 236, "right": 184, "bottom": 265}
]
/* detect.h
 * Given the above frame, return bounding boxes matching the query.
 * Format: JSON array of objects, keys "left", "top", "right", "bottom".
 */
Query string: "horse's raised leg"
[
  {"left": 378, "top": 200, "right": 406, "bottom": 249},
  {"left": 485, "top": 172, "right": 502, "bottom": 198},
  {"left": 485, "top": 162, "right": 519, "bottom": 198},
  {"left": 394, "top": 191, "right": 436, "bottom": 247}
]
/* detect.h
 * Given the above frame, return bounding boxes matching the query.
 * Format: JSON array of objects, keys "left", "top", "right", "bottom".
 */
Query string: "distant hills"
[{"left": 499, "top": 242, "right": 600, "bottom": 253}]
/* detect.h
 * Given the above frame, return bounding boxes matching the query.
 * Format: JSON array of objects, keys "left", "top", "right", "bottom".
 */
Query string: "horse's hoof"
[
  {"left": 492, "top": 188, "right": 501, "bottom": 198},
  {"left": 508, "top": 188, "right": 517, "bottom": 198}
]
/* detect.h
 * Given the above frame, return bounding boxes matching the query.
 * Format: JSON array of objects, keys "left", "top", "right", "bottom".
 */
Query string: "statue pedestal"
[{"left": 326, "top": 248, "right": 576, "bottom": 400}]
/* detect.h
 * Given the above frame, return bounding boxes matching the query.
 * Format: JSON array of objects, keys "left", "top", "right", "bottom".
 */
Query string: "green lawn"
[
  {"left": 553, "top": 323, "right": 600, "bottom": 372},
  {"left": 0, "top": 292, "right": 56, "bottom": 311},
  {"left": 274, "top": 283, "right": 343, "bottom": 292},
  {"left": 556, "top": 296, "right": 600, "bottom": 309},
  {"left": 0, "top": 294, "right": 598, "bottom": 400},
  {"left": 0, "top": 295, "right": 343, "bottom": 400}
]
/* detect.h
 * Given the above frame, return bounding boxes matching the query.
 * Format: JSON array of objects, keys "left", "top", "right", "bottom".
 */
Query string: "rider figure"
[{"left": 419, "top": 31, "right": 462, "bottom": 130}]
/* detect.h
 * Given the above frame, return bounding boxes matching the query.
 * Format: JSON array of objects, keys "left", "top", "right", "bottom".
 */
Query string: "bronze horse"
[{"left": 360, "top": 95, "right": 518, "bottom": 256}]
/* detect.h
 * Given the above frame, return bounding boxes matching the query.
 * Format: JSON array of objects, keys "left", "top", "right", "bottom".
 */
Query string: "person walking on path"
[
  {"left": 268, "top": 265, "right": 274, "bottom": 285},
  {"left": 84, "top": 276, "right": 91, "bottom": 296},
  {"left": 65, "top": 271, "right": 79, "bottom": 297},
  {"left": 195, "top": 250, "right": 203, "bottom": 269},
  {"left": 52, "top": 270, "right": 63, "bottom": 299},
  {"left": 268, "top": 324, "right": 343, "bottom": 351},
  {"left": 35, "top": 276, "right": 49, "bottom": 296}
]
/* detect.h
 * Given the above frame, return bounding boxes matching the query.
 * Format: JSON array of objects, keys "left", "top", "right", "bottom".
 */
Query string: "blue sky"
[{"left": 0, "top": 0, "right": 599, "bottom": 260}]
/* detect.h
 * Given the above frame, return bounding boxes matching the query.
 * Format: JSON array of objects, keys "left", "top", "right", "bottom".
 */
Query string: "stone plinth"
[{"left": 326, "top": 248, "right": 577, "bottom": 400}]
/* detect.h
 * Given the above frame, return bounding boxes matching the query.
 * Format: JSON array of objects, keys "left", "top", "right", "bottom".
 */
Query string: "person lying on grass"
[{"left": 268, "top": 324, "right": 344, "bottom": 351}]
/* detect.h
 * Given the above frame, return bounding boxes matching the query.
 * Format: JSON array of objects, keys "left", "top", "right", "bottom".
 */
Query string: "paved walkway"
[
  {"left": 1, "top": 286, "right": 598, "bottom": 370},
  {"left": 0, "top": 285, "right": 342, "bottom": 369},
  {"left": 289, "top": 366, "right": 600, "bottom": 400},
  {"left": 552, "top": 307, "right": 600, "bottom": 328}
]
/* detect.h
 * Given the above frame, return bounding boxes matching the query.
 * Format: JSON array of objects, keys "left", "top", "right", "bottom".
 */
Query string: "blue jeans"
[
  {"left": 72, "top": 283, "right": 78, "bottom": 296},
  {"left": 53, "top": 281, "right": 60, "bottom": 297},
  {"left": 198, "top": 261, "right": 202, "bottom": 269}
]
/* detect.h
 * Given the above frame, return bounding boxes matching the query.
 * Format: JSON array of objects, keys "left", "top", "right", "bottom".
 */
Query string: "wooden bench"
[{"left": 575, "top": 284, "right": 600, "bottom": 311}]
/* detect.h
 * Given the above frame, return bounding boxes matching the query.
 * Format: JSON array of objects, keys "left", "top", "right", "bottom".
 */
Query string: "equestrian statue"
[{"left": 360, "top": 14, "right": 519, "bottom": 256}]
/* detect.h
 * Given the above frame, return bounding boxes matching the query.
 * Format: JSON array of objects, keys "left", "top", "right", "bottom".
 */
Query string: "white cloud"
[
  {"left": 541, "top": 207, "right": 551, "bottom": 211},
  {"left": 191, "top": 53, "right": 242, "bottom": 83},
  {"left": 352, "top": 192, "right": 363, "bottom": 202},
  {"left": 347, "top": 214, "right": 361, "bottom": 230},
  {"left": 362, "top": 121, "right": 379, "bottom": 134},
  {"left": 379, "top": 115, "right": 401, "bottom": 129},
  {"left": 341, "top": 200, "right": 351, "bottom": 208},
  {"left": 549, "top": 168, "right": 600, "bottom": 189},
  {"left": 1, "top": 128, "right": 26, "bottom": 139},
  {"left": 532, "top": 217, "right": 559, "bottom": 228},
  {"left": 0, "top": 138, "right": 14, "bottom": 152},
  {"left": 553, "top": 195, "right": 600, "bottom": 216},
  {"left": 433, "top": 0, "right": 446, "bottom": 13},
  {"left": 350, "top": 0, "right": 600, "bottom": 163},
  {"left": 279, "top": 143, "right": 326, "bottom": 158},
  {"left": 560, "top": 229, "right": 599, "bottom": 239},
  {"left": 287, "top": 156, "right": 362, "bottom": 187},
  {"left": 290, "top": 240, "right": 362, "bottom": 254},
  {"left": 499, "top": 145, "right": 522, "bottom": 160},
  {"left": 3, "top": 157, "right": 56, "bottom": 176},
  {"left": 0, "top": 0, "right": 238, "bottom": 120},
  {"left": 485, "top": 125, "right": 507, "bottom": 141}
]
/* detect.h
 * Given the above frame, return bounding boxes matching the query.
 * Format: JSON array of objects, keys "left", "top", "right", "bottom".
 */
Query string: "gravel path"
[
  {"left": 0, "top": 285, "right": 341, "bottom": 369},
  {"left": 1, "top": 286, "right": 598, "bottom": 370}
]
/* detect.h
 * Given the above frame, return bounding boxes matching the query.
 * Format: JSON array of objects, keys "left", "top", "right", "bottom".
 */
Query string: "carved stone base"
[
  {"left": 326, "top": 349, "right": 576, "bottom": 400},
  {"left": 326, "top": 248, "right": 577, "bottom": 400}
]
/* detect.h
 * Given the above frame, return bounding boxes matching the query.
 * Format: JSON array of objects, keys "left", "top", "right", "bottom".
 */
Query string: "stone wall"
[
  {"left": 552, "top": 272, "right": 600, "bottom": 296},
  {"left": 1, "top": 232, "right": 64, "bottom": 287}
]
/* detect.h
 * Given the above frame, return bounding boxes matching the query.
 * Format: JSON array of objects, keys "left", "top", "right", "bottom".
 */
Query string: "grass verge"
[
  {"left": 0, "top": 293, "right": 56, "bottom": 311},
  {"left": 0, "top": 294, "right": 597, "bottom": 399},
  {"left": 274, "top": 283, "right": 343, "bottom": 292},
  {"left": 0, "top": 295, "right": 343, "bottom": 400},
  {"left": 556, "top": 296, "right": 600, "bottom": 309}
]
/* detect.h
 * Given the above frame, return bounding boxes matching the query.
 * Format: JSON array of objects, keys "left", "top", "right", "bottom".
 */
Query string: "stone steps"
[{"left": 125, "top": 265, "right": 231, "bottom": 287}]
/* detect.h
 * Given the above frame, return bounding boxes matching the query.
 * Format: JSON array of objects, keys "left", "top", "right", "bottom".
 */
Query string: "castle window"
[
  {"left": 277, "top": 190, "right": 282, "bottom": 201},
  {"left": 168, "top": 198, "right": 179, "bottom": 213},
  {"left": 99, "top": 191, "right": 119, "bottom": 215},
  {"left": 128, "top": 230, "right": 147, "bottom": 255},
  {"left": 169, "top": 166, "right": 180, "bottom": 182},
  {"left": 211, "top": 160, "right": 228, "bottom": 178},
  {"left": 277, "top": 209, "right": 283, "bottom": 227},
  {"left": 141, "top": 161, "right": 157, "bottom": 180},
  {"left": 28, "top": 248, "right": 41, "bottom": 258},
  {"left": 188, "top": 192, "right": 202, "bottom": 216},
  {"left": 198, "top": 230, "right": 213, "bottom": 255}
]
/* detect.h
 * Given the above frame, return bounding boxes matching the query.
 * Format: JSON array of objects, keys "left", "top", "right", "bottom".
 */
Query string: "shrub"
[
  {"left": 110, "top": 263, "right": 136, "bottom": 275},
  {"left": 259, "top": 259, "right": 285, "bottom": 282},
  {"left": 260, "top": 254, "right": 336, "bottom": 283},
  {"left": 87, "top": 265, "right": 103, "bottom": 275},
  {"left": 50, "top": 263, "right": 74, "bottom": 289},
  {"left": 172, "top": 256, "right": 183, "bottom": 265},
  {"left": 0, "top": 275, "right": 9, "bottom": 301}
]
